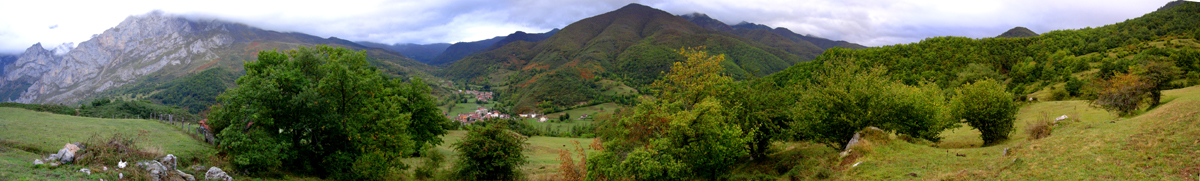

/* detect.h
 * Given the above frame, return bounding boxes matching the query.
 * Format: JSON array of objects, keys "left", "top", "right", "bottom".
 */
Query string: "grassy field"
[
  {"left": 405, "top": 130, "right": 598, "bottom": 179},
  {"left": 0, "top": 107, "right": 216, "bottom": 180},
  {"left": 439, "top": 102, "right": 497, "bottom": 117},
  {"left": 841, "top": 85, "right": 1200, "bottom": 180}
]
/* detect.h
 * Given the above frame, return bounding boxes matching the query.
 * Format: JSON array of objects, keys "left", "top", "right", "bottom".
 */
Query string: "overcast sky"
[{"left": 0, "top": 0, "right": 1179, "bottom": 54}]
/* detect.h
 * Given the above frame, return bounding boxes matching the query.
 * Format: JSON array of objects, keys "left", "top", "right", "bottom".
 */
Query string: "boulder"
[
  {"left": 205, "top": 167, "right": 234, "bottom": 181},
  {"left": 57, "top": 143, "right": 80, "bottom": 163},
  {"left": 160, "top": 154, "right": 177, "bottom": 171},
  {"left": 33, "top": 159, "right": 44, "bottom": 165},
  {"left": 176, "top": 170, "right": 196, "bottom": 181}
]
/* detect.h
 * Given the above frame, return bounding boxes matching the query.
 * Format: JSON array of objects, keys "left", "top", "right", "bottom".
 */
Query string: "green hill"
[
  {"left": 997, "top": 26, "right": 1039, "bottom": 38},
  {"left": 0, "top": 107, "right": 214, "bottom": 180},
  {"left": 767, "top": 1, "right": 1200, "bottom": 95},
  {"left": 443, "top": 3, "right": 814, "bottom": 112}
]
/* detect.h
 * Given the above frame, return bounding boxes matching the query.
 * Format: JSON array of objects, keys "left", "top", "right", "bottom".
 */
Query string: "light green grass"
[
  {"left": 842, "top": 85, "right": 1200, "bottom": 180},
  {"left": 0, "top": 107, "right": 216, "bottom": 180},
  {"left": 0, "top": 108, "right": 214, "bottom": 157},
  {"left": 406, "top": 130, "right": 597, "bottom": 178}
]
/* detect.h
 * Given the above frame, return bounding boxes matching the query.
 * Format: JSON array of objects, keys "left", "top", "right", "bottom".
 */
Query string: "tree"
[
  {"left": 949, "top": 79, "right": 1018, "bottom": 145},
  {"left": 452, "top": 124, "right": 528, "bottom": 180},
  {"left": 1092, "top": 72, "right": 1153, "bottom": 116},
  {"left": 1133, "top": 61, "right": 1180, "bottom": 107},
  {"left": 208, "top": 45, "right": 447, "bottom": 179},
  {"left": 789, "top": 60, "right": 955, "bottom": 149},
  {"left": 588, "top": 47, "right": 748, "bottom": 180}
]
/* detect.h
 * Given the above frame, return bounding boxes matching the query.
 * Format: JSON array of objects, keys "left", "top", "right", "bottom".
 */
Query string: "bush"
[
  {"left": 791, "top": 61, "right": 955, "bottom": 148},
  {"left": 1092, "top": 73, "right": 1152, "bottom": 116},
  {"left": 950, "top": 79, "right": 1019, "bottom": 146},
  {"left": 1026, "top": 119, "right": 1053, "bottom": 140},
  {"left": 452, "top": 124, "right": 528, "bottom": 180},
  {"left": 1049, "top": 88, "right": 1070, "bottom": 101}
]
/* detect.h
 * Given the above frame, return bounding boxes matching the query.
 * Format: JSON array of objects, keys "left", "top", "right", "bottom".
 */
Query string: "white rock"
[
  {"left": 118, "top": 160, "right": 127, "bottom": 169},
  {"left": 1055, "top": 115, "right": 1069, "bottom": 123},
  {"left": 79, "top": 168, "right": 91, "bottom": 175}
]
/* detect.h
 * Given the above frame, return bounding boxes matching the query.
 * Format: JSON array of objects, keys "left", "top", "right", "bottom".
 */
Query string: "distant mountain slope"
[
  {"left": 429, "top": 36, "right": 504, "bottom": 66},
  {"left": 0, "top": 11, "right": 435, "bottom": 105},
  {"left": 0, "top": 54, "right": 16, "bottom": 75},
  {"left": 357, "top": 42, "right": 451, "bottom": 63},
  {"left": 485, "top": 29, "right": 559, "bottom": 50},
  {"left": 443, "top": 3, "right": 814, "bottom": 112},
  {"left": 997, "top": 26, "right": 1039, "bottom": 38},
  {"left": 428, "top": 29, "right": 559, "bottom": 66},
  {"left": 686, "top": 15, "right": 867, "bottom": 50}
]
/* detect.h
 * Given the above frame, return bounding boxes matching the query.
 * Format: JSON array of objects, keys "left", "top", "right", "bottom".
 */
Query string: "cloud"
[{"left": 0, "top": 0, "right": 1178, "bottom": 54}]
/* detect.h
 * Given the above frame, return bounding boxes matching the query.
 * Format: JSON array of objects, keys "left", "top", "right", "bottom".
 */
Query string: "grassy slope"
[
  {"left": 407, "top": 130, "right": 597, "bottom": 178},
  {"left": 0, "top": 107, "right": 215, "bottom": 180},
  {"left": 844, "top": 85, "right": 1200, "bottom": 180}
]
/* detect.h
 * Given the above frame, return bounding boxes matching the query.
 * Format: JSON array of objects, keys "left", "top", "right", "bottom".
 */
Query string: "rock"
[
  {"left": 1054, "top": 115, "right": 1068, "bottom": 123},
  {"left": 33, "top": 159, "right": 44, "bottom": 165},
  {"left": 48, "top": 153, "right": 61, "bottom": 161},
  {"left": 79, "top": 168, "right": 91, "bottom": 175},
  {"left": 118, "top": 160, "right": 128, "bottom": 169},
  {"left": 177, "top": 170, "right": 196, "bottom": 181},
  {"left": 57, "top": 143, "right": 79, "bottom": 163},
  {"left": 49, "top": 162, "right": 59, "bottom": 167},
  {"left": 1003, "top": 148, "right": 1011, "bottom": 156},
  {"left": 160, "top": 154, "right": 177, "bottom": 171},
  {"left": 205, "top": 167, "right": 234, "bottom": 181}
]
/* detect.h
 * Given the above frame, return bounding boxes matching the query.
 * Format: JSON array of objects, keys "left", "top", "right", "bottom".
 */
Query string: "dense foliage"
[
  {"left": 589, "top": 48, "right": 750, "bottom": 180},
  {"left": 452, "top": 124, "right": 528, "bottom": 180},
  {"left": 950, "top": 79, "right": 1019, "bottom": 145},
  {"left": 208, "top": 45, "right": 448, "bottom": 179},
  {"left": 788, "top": 60, "right": 955, "bottom": 148},
  {"left": 149, "top": 67, "right": 236, "bottom": 114}
]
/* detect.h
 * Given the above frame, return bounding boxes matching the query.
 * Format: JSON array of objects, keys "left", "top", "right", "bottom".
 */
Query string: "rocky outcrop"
[
  {"left": 205, "top": 166, "right": 234, "bottom": 181},
  {"left": 1, "top": 11, "right": 432, "bottom": 105},
  {"left": 3, "top": 11, "right": 234, "bottom": 104}
]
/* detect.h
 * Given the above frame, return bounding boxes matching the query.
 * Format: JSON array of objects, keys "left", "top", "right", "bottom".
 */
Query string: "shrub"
[
  {"left": 791, "top": 61, "right": 955, "bottom": 148},
  {"left": 1049, "top": 88, "right": 1070, "bottom": 101},
  {"left": 452, "top": 124, "right": 528, "bottom": 180},
  {"left": 1092, "top": 73, "right": 1152, "bottom": 116},
  {"left": 1026, "top": 119, "right": 1053, "bottom": 140},
  {"left": 414, "top": 144, "right": 446, "bottom": 180},
  {"left": 950, "top": 79, "right": 1019, "bottom": 146}
]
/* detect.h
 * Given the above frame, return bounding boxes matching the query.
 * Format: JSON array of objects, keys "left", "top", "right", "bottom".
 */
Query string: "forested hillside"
[
  {"left": 442, "top": 3, "right": 820, "bottom": 113},
  {"left": 768, "top": 1, "right": 1200, "bottom": 96}
]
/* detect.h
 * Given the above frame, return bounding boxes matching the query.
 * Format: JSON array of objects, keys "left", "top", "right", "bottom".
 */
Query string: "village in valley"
[{"left": 445, "top": 89, "right": 594, "bottom": 124}]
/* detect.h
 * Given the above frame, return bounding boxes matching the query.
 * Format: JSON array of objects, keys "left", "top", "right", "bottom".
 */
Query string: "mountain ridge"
[{"left": 0, "top": 12, "right": 435, "bottom": 105}]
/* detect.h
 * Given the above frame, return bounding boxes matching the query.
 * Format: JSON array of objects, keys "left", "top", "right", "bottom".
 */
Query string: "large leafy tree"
[
  {"left": 589, "top": 47, "right": 748, "bottom": 180},
  {"left": 1133, "top": 60, "right": 1181, "bottom": 108},
  {"left": 208, "top": 45, "right": 448, "bottom": 179},
  {"left": 949, "top": 79, "right": 1018, "bottom": 145},
  {"left": 789, "top": 60, "right": 955, "bottom": 149}
]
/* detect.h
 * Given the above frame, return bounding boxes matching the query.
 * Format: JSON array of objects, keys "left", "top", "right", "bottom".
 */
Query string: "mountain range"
[
  {"left": 0, "top": 11, "right": 434, "bottom": 106},
  {"left": 0, "top": 3, "right": 866, "bottom": 114}
]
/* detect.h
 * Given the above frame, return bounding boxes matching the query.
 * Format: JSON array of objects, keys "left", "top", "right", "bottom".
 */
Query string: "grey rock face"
[
  {"left": 205, "top": 166, "right": 234, "bottom": 181},
  {"left": 2, "top": 12, "right": 233, "bottom": 104}
]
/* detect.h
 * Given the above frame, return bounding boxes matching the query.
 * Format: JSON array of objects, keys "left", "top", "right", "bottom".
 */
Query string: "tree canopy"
[{"left": 208, "top": 45, "right": 448, "bottom": 179}]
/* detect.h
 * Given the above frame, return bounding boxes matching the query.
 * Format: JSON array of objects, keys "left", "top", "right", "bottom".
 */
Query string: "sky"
[{"left": 0, "top": 0, "right": 1180, "bottom": 54}]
